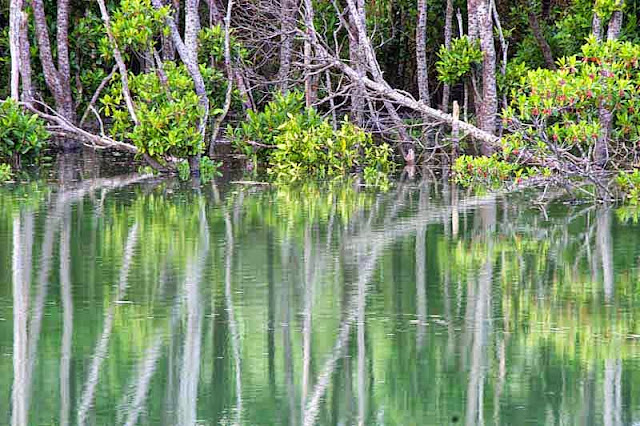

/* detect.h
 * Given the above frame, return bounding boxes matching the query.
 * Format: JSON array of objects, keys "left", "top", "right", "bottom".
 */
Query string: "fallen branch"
[
  {"left": 302, "top": 31, "right": 501, "bottom": 148},
  {"left": 24, "top": 101, "right": 139, "bottom": 154}
]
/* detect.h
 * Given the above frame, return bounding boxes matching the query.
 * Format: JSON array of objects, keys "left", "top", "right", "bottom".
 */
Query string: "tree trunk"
[
  {"left": 97, "top": 0, "right": 139, "bottom": 127},
  {"left": 163, "top": 0, "right": 182, "bottom": 60},
  {"left": 477, "top": 0, "right": 498, "bottom": 148},
  {"left": 152, "top": 0, "right": 211, "bottom": 175},
  {"left": 9, "top": 0, "right": 23, "bottom": 101},
  {"left": 467, "top": 0, "right": 479, "bottom": 41},
  {"left": 607, "top": 7, "right": 624, "bottom": 41},
  {"left": 348, "top": 9, "right": 365, "bottom": 126},
  {"left": 208, "top": 0, "right": 235, "bottom": 155},
  {"left": 592, "top": 13, "right": 603, "bottom": 41},
  {"left": 56, "top": 0, "right": 73, "bottom": 116},
  {"left": 303, "top": 0, "right": 317, "bottom": 107},
  {"left": 416, "top": 0, "right": 431, "bottom": 108},
  {"left": 31, "top": 0, "right": 76, "bottom": 126},
  {"left": 528, "top": 10, "right": 556, "bottom": 70},
  {"left": 185, "top": 0, "right": 201, "bottom": 64},
  {"left": 19, "top": 10, "right": 33, "bottom": 102},
  {"left": 345, "top": 0, "right": 415, "bottom": 159},
  {"left": 31, "top": 0, "right": 75, "bottom": 121},
  {"left": 152, "top": 0, "right": 211, "bottom": 108},
  {"left": 441, "top": 0, "right": 454, "bottom": 112},
  {"left": 278, "top": 0, "right": 297, "bottom": 92},
  {"left": 595, "top": 1, "right": 624, "bottom": 167}
]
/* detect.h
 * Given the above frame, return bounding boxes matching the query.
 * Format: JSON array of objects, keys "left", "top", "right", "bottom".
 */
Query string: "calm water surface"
[{"left": 2, "top": 157, "right": 640, "bottom": 425}]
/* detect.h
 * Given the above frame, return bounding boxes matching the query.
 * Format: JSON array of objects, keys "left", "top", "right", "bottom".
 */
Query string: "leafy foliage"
[
  {"left": 616, "top": 169, "right": 640, "bottom": 205},
  {"left": 502, "top": 38, "right": 640, "bottom": 165},
  {"left": 178, "top": 156, "right": 222, "bottom": 183},
  {"left": 436, "top": 36, "right": 484, "bottom": 85},
  {"left": 102, "top": 63, "right": 233, "bottom": 160},
  {"left": 101, "top": 0, "right": 170, "bottom": 57},
  {"left": 0, "top": 100, "right": 49, "bottom": 167},
  {"left": 0, "top": 163, "right": 12, "bottom": 183},
  {"left": 199, "top": 25, "right": 248, "bottom": 66},
  {"left": 102, "top": 63, "right": 205, "bottom": 159},
  {"left": 268, "top": 116, "right": 393, "bottom": 186},
  {"left": 230, "top": 91, "right": 393, "bottom": 186},
  {"left": 452, "top": 154, "right": 532, "bottom": 189},
  {"left": 594, "top": 0, "right": 625, "bottom": 20},
  {"left": 230, "top": 91, "right": 323, "bottom": 162}
]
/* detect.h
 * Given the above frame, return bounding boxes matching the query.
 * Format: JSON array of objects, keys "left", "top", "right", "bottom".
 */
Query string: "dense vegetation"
[{"left": 1, "top": 0, "right": 640, "bottom": 198}]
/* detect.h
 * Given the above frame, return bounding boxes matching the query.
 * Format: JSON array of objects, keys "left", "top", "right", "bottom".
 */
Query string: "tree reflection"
[{"left": 2, "top": 172, "right": 640, "bottom": 425}]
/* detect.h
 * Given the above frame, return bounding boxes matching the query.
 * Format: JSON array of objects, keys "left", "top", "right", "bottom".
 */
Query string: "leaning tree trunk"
[
  {"left": 476, "top": 0, "right": 498, "bottom": 151},
  {"left": 345, "top": 0, "right": 415, "bottom": 162},
  {"left": 152, "top": 0, "right": 211, "bottom": 176},
  {"left": 9, "top": 0, "right": 23, "bottom": 101},
  {"left": 302, "top": 19, "right": 501, "bottom": 150},
  {"left": 528, "top": 9, "right": 556, "bottom": 70},
  {"left": 31, "top": 0, "right": 76, "bottom": 124},
  {"left": 97, "top": 0, "right": 139, "bottom": 127}
]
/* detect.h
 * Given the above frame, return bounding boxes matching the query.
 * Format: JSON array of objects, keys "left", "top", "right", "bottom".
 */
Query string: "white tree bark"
[
  {"left": 9, "top": 0, "right": 23, "bottom": 100},
  {"left": 31, "top": 0, "right": 75, "bottom": 122},
  {"left": 441, "top": 0, "right": 454, "bottom": 112},
  {"left": 477, "top": 0, "right": 498, "bottom": 145},
  {"left": 19, "top": 10, "right": 33, "bottom": 101},
  {"left": 607, "top": 1, "right": 624, "bottom": 41},
  {"left": 416, "top": 0, "right": 431, "bottom": 108},
  {"left": 185, "top": 0, "right": 202, "bottom": 64},
  {"left": 152, "top": 0, "right": 211, "bottom": 174},
  {"left": 278, "top": 0, "right": 298, "bottom": 92},
  {"left": 97, "top": 0, "right": 140, "bottom": 126},
  {"left": 348, "top": 5, "right": 366, "bottom": 125},
  {"left": 303, "top": 0, "right": 317, "bottom": 107}
]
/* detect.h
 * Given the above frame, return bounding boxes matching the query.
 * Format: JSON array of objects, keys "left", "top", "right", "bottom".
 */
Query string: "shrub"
[
  {"left": 268, "top": 116, "right": 394, "bottom": 186},
  {"left": 230, "top": 91, "right": 323, "bottom": 164},
  {"left": 100, "top": 0, "right": 169, "bottom": 58},
  {"left": 616, "top": 169, "right": 640, "bottom": 205},
  {"left": 502, "top": 37, "right": 640, "bottom": 166},
  {"left": 102, "top": 63, "right": 230, "bottom": 161},
  {"left": 453, "top": 155, "right": 523, "bottom": 189},
  {"left": 0, "top": 163, "right": 12, "bottom": 182},
  {"left": 436, "top": 36, "right": 484, "bottom": 85},
  {"left": 102, "top": 64, "right": 205, "bottom": 159},
  {"left": 230, "top": 91, "right": 394, "bottom": 185},
  {"left": 178, "top": 156, "right": 222, "bottom": 183},
  {"left": 199, "top": 25, "right": 248, "bottom": 66},
  {"left": 0, "top": 100, "right": 49, "bottom": 167}
]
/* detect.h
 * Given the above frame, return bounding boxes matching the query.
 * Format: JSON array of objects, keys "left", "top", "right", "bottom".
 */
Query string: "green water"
[{"left": 2, "top": 161, "right": 640, "bottom": 425}]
